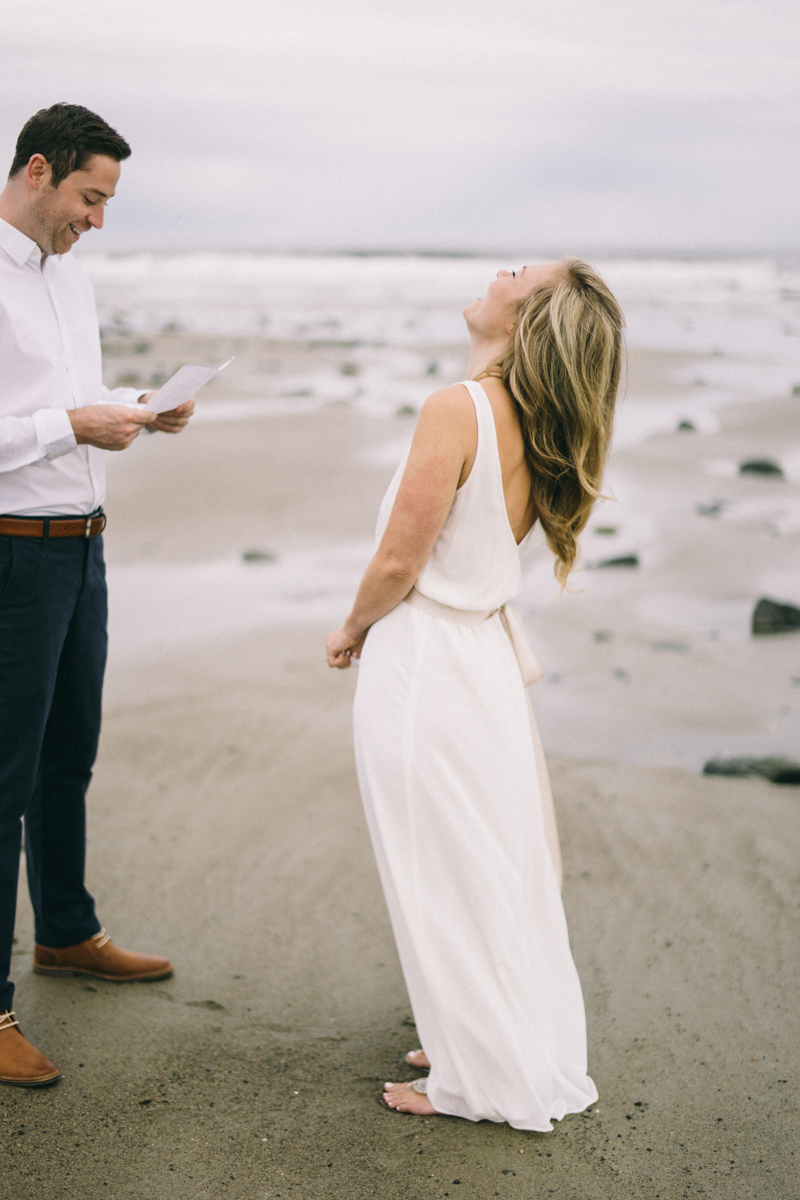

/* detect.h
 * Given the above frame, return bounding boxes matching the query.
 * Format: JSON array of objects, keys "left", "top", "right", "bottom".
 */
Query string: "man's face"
[{"left": 30, "top": 154, "right": 121, "bottom": 256}]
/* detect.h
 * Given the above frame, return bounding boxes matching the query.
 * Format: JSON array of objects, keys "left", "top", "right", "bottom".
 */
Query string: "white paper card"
[{"left": 143, "top": 358, "right": 233, "bottom": 414}]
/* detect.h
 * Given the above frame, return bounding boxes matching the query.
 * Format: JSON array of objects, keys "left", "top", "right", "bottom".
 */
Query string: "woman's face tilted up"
[{"left": 463, "top": 261, "right": 561, "bottom": 342}]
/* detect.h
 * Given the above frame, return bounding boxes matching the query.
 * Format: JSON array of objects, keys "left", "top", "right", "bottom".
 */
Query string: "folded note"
[{"left": 143, "top": 358, "right": 233, "bottom": 415}]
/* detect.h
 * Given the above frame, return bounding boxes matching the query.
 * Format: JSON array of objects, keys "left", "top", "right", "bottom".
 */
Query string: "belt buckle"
[{"left": 84, "top": 516, "right": 93, "bottom": 539}]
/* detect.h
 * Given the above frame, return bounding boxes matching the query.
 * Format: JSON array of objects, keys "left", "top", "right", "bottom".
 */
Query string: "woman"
[{"left": 326, "top": 258, "right": 622, "bottom": 1129}]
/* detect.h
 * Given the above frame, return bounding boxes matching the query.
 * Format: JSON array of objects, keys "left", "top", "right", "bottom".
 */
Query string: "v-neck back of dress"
[{"left": 376, "top": 380, "right": 531, "bottom": 611}]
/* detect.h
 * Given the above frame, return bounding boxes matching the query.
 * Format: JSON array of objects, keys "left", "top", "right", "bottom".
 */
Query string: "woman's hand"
[{"left": 326, "top": 625, "right": 367, "bottom": 669}]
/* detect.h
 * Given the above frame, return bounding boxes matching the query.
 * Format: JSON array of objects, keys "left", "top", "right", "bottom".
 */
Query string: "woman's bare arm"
[{"left": 326, "top": 385, "right": 477, "bottom": 668}]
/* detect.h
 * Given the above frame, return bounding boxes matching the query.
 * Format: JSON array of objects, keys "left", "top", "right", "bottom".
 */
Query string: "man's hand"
[
  {"left": 68, "top": 404, "right": 155, "bottom": 450},
  {"left": 138, "top": 393, "right": 195, "bottom": 433}
]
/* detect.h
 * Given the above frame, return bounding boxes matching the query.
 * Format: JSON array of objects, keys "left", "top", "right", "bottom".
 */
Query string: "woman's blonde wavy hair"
[{"left": 485, "top": 257, "right": 623, "bottom": 586}]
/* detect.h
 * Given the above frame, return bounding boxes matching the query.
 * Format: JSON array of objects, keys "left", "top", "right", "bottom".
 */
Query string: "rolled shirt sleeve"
[
  {"left": 1, "top": 390, "right": 148, "bottom": 476},
  {"left": 0, "top": 408, "right": 75, "bottom": 474},
  {"left": 101, "top": 385, "right": 149, "bottom": 407},
  {"left": 33, "top": 407, "right": 77, "bottom": 461}
]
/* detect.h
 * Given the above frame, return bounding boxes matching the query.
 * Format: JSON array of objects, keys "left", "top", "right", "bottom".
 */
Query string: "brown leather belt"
[{"left": 0, "top": 511, "right": 106, "bottom": 539}]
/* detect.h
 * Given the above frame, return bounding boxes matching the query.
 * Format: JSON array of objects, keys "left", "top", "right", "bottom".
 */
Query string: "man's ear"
[{"left": 26, "top": 154, "right": 51, "bottom": 189}]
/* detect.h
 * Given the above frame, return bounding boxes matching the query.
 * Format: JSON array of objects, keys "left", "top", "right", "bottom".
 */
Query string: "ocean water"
[
  {"left": 83, "top": 251, "right": 800, "bottom": 425},
  {"left": 82, "top": 251, "right": 800, "bottom": 349}
]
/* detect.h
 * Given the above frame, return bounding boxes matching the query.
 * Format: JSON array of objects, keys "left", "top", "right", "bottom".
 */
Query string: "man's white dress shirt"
[{"left": 0, "top": 217, "right": 143, "bottom": 516}]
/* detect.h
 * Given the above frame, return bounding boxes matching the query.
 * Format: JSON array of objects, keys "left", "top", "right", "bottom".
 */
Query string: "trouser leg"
[
  {"left": 0, "top": 824, "right": 22, "bottom": 1013},
  {"left": 0, "top": 533, "right": 96, "bottom": 1009},
  {"left": 25, "top": 537, "right": 106, "bottom": 949}
]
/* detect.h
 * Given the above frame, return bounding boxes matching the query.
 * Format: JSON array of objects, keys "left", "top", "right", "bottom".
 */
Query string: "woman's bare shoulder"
[
  {"left": 419, "top": 383, "right": 476, "bottom": 417},
  {"left": 405, "top": 385, "right": 478, "bottom": 477},
  {"left": 412, "top": 384, "right": 477, "bottom": 444}
]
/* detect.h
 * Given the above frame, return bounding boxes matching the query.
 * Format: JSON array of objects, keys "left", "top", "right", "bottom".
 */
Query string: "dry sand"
[{"left": 2, "top": 342, "right": 799, "bottom": 1199}]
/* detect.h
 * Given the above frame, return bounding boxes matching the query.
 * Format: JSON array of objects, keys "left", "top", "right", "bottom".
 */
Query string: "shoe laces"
[
  {"left": 91, "top": 929, "right": 111, "bottom": 949},
  {"left": 0, "top": 1011, "right": 20, "bottom": 1032}
]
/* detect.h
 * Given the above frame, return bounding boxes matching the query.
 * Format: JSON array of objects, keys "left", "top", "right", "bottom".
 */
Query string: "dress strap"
[
  {"left": 459, "top": 379, "right": 496, "bottom": 449},
  {"left": 458, "top": 380, "right": 510, "bottom": 517}
]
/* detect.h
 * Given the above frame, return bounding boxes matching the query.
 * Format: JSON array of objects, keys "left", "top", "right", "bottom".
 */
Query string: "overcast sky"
[{"left": 2, "top": 0, "right": 798, "bottom": 254}]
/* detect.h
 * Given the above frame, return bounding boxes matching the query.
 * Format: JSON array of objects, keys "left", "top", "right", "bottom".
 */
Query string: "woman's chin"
[{"left": 462, "top": 300, "right": 481, "bottom": 326}]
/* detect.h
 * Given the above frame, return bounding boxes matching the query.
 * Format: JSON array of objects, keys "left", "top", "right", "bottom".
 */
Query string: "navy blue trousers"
[{"left": 0, "top": 530, "right": 106, "bottom": 1011}]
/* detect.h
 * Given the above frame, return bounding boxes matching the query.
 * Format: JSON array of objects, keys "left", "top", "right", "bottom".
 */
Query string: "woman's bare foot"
[
  {"left": 382, "top": 1079, "right": 438, "bottom": 1115},
  {"left": 405, "top": 1049, "right": 431, "bottom": 1070}
]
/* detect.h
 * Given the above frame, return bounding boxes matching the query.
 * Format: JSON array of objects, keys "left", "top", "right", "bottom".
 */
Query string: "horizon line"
[{"left": 78, "top": 244, "right": 800, "bottom": 263}]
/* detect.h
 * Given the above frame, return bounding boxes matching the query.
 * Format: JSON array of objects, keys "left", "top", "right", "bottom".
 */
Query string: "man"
[{"left": 0, "top": 104, "right": 194, "bottom": 1087}]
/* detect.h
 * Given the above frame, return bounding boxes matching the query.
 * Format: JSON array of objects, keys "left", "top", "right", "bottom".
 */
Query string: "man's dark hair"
[{"left": 9, "top": 103, "right": 131, "bottom": 186}]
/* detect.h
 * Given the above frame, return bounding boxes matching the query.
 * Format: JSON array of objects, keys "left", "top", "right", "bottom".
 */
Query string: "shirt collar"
[{"left": 0, "top": 217, "right": 42, "bottom": 267}]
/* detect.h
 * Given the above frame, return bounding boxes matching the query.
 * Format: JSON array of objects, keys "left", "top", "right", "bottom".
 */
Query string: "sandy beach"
[{"left": 3, "top": 260, "right": 800, "bottom": 1198}]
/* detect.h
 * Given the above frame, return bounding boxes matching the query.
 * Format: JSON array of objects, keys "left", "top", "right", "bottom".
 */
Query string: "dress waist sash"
[{"left": 403, "top": 587, "right": 544, "bottom": 687}]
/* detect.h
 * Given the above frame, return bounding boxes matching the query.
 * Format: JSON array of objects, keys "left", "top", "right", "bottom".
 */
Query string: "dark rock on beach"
[
  {"left": 696, "top": 500, "right": 726, "bottom": 517},
  {"left": 677, "top": 420, "right": 696, "bottom": 431},
  {"left": 597, "top": 554, "right": 639, "bottom": 568},
  {"left": 703, "top": 757, "right": 800, "bottom": 785},
  {"left": 752, "top": 597, "right": 800, "bottom": 634},
  {"left": 739, "top": 458, "right": 784, "bottom": 477}
]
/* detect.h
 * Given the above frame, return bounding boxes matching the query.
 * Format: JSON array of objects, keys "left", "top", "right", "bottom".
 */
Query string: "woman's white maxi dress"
[{"left": 353, "top": 380, "right": 597, "bottom": 1131}]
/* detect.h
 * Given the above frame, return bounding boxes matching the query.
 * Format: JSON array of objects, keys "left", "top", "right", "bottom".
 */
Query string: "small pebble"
[
  {"left": 739, "top": 458, "right": 783, "bottom": 477},
  {"left": 752, "top": 597, "right": 800, "bottom": 634},
  {"left": 703, "top": 757, "right": 800, "bottom": 785},
  {"left": 597, "top": 554, "right": 639, "bottom": 569}
]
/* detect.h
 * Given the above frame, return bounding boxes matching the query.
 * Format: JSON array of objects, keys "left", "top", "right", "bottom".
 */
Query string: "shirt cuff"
[
  {"left": 102, "top": 386, "right": 150, "bottom": 407},
  {"left": 32, "top": 408, "right": 77, "bottom": 461}
]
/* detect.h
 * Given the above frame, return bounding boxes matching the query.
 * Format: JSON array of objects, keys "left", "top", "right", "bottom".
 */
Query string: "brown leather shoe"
[
  {"left": 33, "top": 930, "right": 173, "bottom": 982},
  {"left": 0, "top": 1012, "right": 60, "bottom": 1087}
]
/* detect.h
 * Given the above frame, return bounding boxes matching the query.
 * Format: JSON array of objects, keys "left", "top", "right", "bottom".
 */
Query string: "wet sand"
[{"left": 3, "top": 342, "right": 799, "bottom": 1199}]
